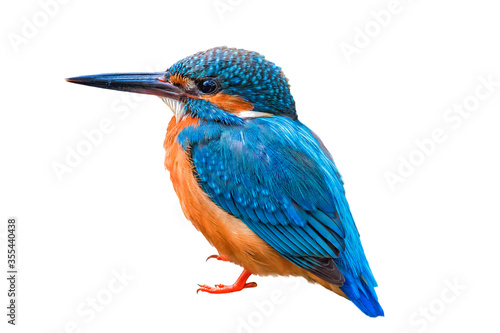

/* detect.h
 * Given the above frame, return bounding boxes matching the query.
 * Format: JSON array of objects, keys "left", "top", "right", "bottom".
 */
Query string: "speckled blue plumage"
[
  {"left": 171, "top": 47, "right": 383, "bottom": 317},
  {"left": 168, "top": 46, "right": 296, "bottom": 118}
]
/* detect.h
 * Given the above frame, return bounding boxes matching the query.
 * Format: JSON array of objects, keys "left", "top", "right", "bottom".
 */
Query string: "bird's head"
[{"left": 67, "top": 47, "right": 296, "bottom": 124}]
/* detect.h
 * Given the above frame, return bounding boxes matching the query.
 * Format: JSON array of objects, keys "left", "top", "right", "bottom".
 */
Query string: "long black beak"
[{"left": 66, "top": 72, "right": 182, "bottom": 99}]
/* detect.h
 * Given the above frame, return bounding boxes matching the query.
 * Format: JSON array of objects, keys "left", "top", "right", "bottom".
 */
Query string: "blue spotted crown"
[{"left": 168, "top": 46, "right": 297, "bottom": 118}]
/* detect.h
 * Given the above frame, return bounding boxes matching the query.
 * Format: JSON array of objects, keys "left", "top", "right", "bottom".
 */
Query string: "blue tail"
[{"left": 340, "top": 274, "right": 384, "bottom": 317}]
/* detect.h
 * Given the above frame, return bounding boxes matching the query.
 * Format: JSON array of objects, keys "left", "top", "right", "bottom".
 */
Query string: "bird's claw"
[
  {"left": 196, "top": 282, "right": 257, "bottom": 294},
  {"left": 206, "top": 254, "right": 230, "bottom": 262}
]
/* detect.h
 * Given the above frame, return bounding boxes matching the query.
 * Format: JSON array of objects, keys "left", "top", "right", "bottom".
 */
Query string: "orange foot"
[{"left": 197, "top": 269, "right": 257, "bottom": 294}]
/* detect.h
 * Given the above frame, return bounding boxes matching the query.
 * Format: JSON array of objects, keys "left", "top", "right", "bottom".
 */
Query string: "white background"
[{"left": 1, "top": 0, "right": 500, "bottom": 332}]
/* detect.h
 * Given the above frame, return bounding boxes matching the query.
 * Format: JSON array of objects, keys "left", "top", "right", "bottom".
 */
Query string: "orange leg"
[{"left": 197, "top": 269, "right": 257, "bottom": 294}]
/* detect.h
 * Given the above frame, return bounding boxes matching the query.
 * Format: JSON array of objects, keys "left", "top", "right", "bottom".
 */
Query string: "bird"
[{"left": 66, "top": 46, "right": 384, "bottom": 317}]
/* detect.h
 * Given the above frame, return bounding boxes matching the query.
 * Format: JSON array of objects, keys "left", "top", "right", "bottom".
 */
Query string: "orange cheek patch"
[{"left": 202, "top": 92, "right": 254, "bottom": 113}]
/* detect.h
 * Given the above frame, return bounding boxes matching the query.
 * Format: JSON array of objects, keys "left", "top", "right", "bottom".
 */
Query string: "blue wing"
[
  {"left": 182, "top": 116, "right": 383, "bottom": 316},
  {"left": 182, "top": 116, "right": 355, "bottom": 283}
]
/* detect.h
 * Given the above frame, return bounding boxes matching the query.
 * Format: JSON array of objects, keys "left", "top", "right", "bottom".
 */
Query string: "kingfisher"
[{"left": 66, "top": 46, "right": 383, "bottom": 317}]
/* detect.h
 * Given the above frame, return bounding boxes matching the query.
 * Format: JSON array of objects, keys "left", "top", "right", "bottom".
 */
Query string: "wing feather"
[{"left": 189, "top": 117, "right": 348, "bottom": 285}]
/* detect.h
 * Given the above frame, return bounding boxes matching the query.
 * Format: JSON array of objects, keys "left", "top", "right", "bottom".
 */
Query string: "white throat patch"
[{"left": 161, "top": 97, "right": 186, "bottom": 121}]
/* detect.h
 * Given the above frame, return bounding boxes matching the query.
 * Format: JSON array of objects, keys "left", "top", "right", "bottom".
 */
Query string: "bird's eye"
[{"left": 198, "top": 79, "right": 218, "bottom": 94}]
